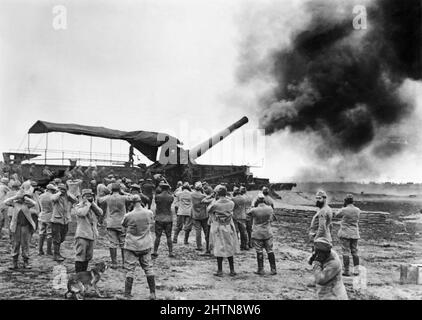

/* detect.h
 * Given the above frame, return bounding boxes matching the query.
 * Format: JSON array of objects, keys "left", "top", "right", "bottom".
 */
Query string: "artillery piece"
[{"left": 148, "top": 116, "right": 251, "bottom": 186}]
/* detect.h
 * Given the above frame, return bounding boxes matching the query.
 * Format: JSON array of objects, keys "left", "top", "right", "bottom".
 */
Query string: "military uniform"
[
  {"left": 313, "top": 250, "right": 348, "bottom": 300},
  {"left": 51, "top": 189, "right": 78, "bottom": 261},
  {"left": 74, "top": 195, "right": 103, "bottom": 272},
  {"left": 336, "top": 203, "right": 361, "bottom": 275},
  {"left": 38, "top": 187, "right": 55, "bottom": 255},
  {"left": 309, "top": 204, "right": 333, "bottom": 243},
  {"left": 232, "top": 194, "right": 248, "bottom": 250},
  {"left": 191, "top": 190, "right": 209, "bottom": 251},
  {"left": 153, "top": 190, "right": 174, "bottom": 256},
  {"left": 247, "top": 201, "right": 277, "bottom": 274},
  {"left": 4, "top": 194, "right": 37, "bottom": 268},
  {"left": 98, "top": 192, "right": 132, "bottom": 267},
  {"left": 121, "top": 197, "right": 156, "bottom": 299}
]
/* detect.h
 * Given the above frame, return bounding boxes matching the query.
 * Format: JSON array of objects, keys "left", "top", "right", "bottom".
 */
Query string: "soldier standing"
[
  {"left": 142, "top": 178, "right": 155, "bottom": 209},
  {"left": 247, "top": 194, "right": 277, "bottom": 275},
  {"left": 191, "top": 182, "right": 209, "bottom": 252},
  {"left": 38, "top": 184, "right": 57, "bottom": 256},
  {"left": 50, "top": 183, "right": 78, "bottom": 262},
  {"left": 173, "top": 183, "right": 193, "bottom": 245},
  {"left": 310, "top": 238, "right": 348, "bottom": 300},
  {"left": 309, "top": 190, "right": 333, "bottom": 245},
  {"left": 240, "top": 186, "right": 253, "bottom": 249},
  {"left": 335, "top": 194, "right": 361, "bottom": 276},
  {"left": 74, "top": 189, "right": 103, "bottom": 272},
  {"left": 4, "top": 192, "right": 37, "bottom": 269},
  {"left": 152, "top": 182, "right": 174, "bottom": 258},
  {"left": 0, "top": 177, "right": 10, "bottom": 239},
  {"left": 231, "top": 187, "right": 248, "bottom": 251},
  {"left": 121, "top": 195, "right": 156, "bottom": 300}
]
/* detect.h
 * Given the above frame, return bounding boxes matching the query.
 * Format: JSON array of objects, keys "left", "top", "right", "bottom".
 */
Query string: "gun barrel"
[{"left": 189, "top": 116, "right": 249, "bottom": 161}]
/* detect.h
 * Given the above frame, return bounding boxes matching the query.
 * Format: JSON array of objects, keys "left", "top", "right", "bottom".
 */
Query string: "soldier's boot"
[
  {"left": 268, "top": 252, "right": 277, "bottom": 275},
  {"left": 75, "top": 261, "right": 85, "bottom": 273},
  {"left": 214, "top": 257, "right": 223, "bottom": 277},
  {"left": 23, "top": 258, "right": 32, "bottom": 269},
  {"left": 168, "top": 239, "right": 175, "bottom": 258},
  {"left": 53, "top": 244, "right": 64, "bottom": 262},
  {"left": 124, "top": 277, "right": 134, "bottom": 299},
  {"left": 172, "top": 230, "right": 179, "bottom": 244},
  {"left": 46, "top": 238, "right": 53, "bottom": 255},
  {"left": 342, "top": 255, "right": 351, "bottom": 276},
  {"left": 254, "top": 252, "right": 265, "bottom": 275},
  {"left": 146, "top": 275, "right": 156, "bottom": 300},
  {"left": 9, "top": 257, "right": 19, "bottom": 270},
  {"left": 121, "top": 249, "right": 126, "bottom": 269},
  {"left": 184, "top": 231, "right": 190, "bottom": 245},
  {"left": 109, "top": 248, "right": 118, "bottom": 269},
  {"left": 228, "top": 256, "right": 236, "bottom": 276},
  {"left": 38, "top": 234, "right": 45, "bottom": 255},
  {"left": 352, "top": 255, "right": 360, "bottom": 276}
]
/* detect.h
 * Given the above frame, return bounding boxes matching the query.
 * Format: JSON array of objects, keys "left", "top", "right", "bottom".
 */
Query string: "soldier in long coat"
[{"left": 208, "top": 185, "right": 238, "bottom": 276}]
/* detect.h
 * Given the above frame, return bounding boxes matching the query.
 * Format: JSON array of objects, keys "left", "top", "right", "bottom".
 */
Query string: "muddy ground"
[{"left": 1, "top": 192, "right": 421, "bottom": 300}]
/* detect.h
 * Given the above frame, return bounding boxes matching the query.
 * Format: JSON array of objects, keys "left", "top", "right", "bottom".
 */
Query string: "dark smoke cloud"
[{"left": 246, "top": 0, "right": 421, "bottom": 157}]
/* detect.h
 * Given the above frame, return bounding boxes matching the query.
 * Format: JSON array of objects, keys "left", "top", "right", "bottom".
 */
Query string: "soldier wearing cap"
[
  {"left": 191, "top": 182, "right": 210, "bottom": 253},
  {"left": 152, "top": 182, "right": 175, "bottom": 258},
  {"left": 335, "top": 194, "right": 361, "bottom": 276},
  {"left": 50, "top": 183, "right": 78, "bottom": 261},
  {"left": 208, "top": 185, "right": 238, "bottom": 276},
  {"left": 0, "top": 177, "right": 10, "bottom": 239},
  {"left": 3, "top": 191, "right": 37, "bottom": 269},
  {"left": 98, "top": 183, "right": 133, "bottom": 268},
  {"left": 252, "top": 186, "right": 274, "bottom": 209},
  {"left": 120, "top": 195, "right": 156, "bottom": 300},
  {"left": 240, "top": 186, "right": 253, "bottom": 249},
  {"left": 127, "top": 184, "right": 149, "bottom": 211},
  {"left": 247, "top": 193, "right": 277, "bottom": 275},
  {"left": 311, "top": 238, "right": 348, "bottom": 300},
  {"left": 231, "top": 187, "right": 249, "bottom": 251},
  {"left": 309, "top": 190, "right": 333, "bottom": 245},
  {"left": 74, "top": 189, "right": 104, "bottom": 272},
  {"left": 173, "top": 182, "right": 193, "bottom": 245},
  {"left": 38, "top": 184, "right": 57, "bottom": 256}
]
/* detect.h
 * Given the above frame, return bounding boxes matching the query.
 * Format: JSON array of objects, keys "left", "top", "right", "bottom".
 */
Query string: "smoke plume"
[{"left": 239, "top": 0, "right": 421, "bottom": 157}]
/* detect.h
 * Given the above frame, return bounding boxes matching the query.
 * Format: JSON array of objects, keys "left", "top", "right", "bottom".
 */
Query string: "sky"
[{"left": 1, "top": 0, "right": 421, "bottom": 182}]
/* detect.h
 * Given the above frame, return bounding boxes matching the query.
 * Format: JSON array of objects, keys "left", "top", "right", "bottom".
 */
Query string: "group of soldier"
[{"left": 0, "top": 171, "right": 361, "bottom": 300}]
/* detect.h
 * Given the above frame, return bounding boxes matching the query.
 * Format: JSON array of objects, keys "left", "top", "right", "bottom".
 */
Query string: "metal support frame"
[{"left": 44, "top": 133, "right": 48, "bottom": 165}]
